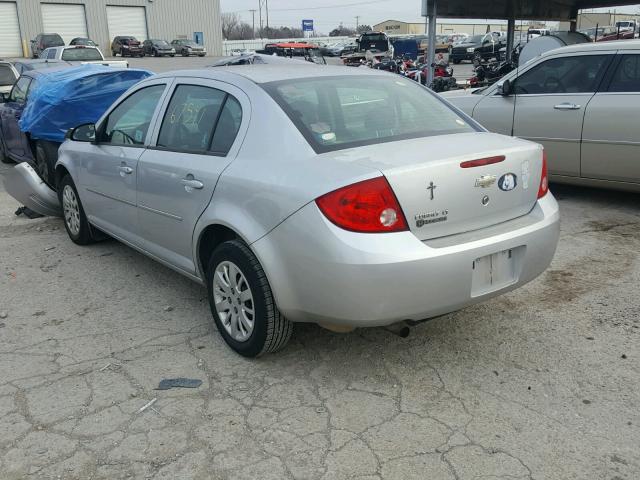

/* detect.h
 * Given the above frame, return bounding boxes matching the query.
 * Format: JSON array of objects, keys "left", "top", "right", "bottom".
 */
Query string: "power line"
[{"left": 225, "top": 0, "right": 391, "bottom": 14}]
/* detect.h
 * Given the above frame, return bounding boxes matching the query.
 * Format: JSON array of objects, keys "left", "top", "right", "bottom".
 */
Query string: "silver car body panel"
[{"left": 7, "top": 65, "right": 559, "bottom": 328}]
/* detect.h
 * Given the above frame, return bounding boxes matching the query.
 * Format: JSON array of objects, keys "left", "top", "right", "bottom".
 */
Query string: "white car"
[
  {"left": 40, "top": 46, "right": 129, "bottom": 68},
  {"left": 443, "top": 40, "right": 640, "bottom": 192},
  {"left": 0, "top": 61, "right": 19, "bottom": 96}
]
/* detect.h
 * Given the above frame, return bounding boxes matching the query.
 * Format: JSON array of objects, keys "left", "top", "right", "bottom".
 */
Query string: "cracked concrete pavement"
[{"left": 1, "top": 160, "right": 639, "bottom": 479}]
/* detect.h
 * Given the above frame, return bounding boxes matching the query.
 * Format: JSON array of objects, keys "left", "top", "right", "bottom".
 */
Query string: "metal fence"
[{"left": 222, "top": 37, "right": 351, "bottom": 55}]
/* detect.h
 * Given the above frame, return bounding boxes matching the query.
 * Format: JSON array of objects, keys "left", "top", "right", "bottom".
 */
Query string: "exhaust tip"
[{"left": 384, "top": 321, "right": 411, "bottom": 338}]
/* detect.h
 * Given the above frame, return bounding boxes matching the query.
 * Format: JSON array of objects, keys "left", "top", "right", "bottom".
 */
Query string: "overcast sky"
[{"left": 221, "top": 1, "right": 640, "bottom": 34}]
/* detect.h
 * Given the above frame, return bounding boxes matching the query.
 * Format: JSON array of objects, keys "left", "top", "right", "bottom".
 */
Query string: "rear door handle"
[
  {"left": 554, "top": 103, "right": 581, "bottom": 110},
  {"left": 118, "top": 166, "right": 133, "bottom": 175},
  {"left": 181, "top": 178, "right": 204, "bottom": 190}
]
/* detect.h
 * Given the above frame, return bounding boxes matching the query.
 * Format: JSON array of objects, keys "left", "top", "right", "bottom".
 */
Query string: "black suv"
[
  {"left": 111, "top": 36, "right": 144, "bottom": 57},
  {"left": 30, "top": 34, "right": 64, "bottom": 59},
  {"left": 142, "top": 39, "right": 175, "bottom": 57},
  {"left": 449, "top": 33, "right": 505, "bottom": 64}
]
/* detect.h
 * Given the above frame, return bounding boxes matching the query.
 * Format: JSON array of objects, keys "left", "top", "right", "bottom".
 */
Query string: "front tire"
[
  {"left": 206, "top": 240, "right": 292, "bottom": 357},
  {"left": 58, "top": 175, "right": 94, "bottom": 245}
]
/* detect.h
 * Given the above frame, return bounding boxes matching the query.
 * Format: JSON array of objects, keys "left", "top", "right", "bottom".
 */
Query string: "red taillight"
[
  {"left": 315, "top": 177, "right": 408, "bottom": 233},
  {"left": 460, "top": 155, "right": 505, "bottom": 168},
  {"left": 538, "top": 150, "right": 549, "bottom": 198}
]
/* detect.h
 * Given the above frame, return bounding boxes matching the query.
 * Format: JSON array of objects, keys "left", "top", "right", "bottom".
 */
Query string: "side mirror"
[
  {"left": 496, "top": 79, "right": 512, "bottom": 96},
  {"left": 68, "top": 123, "right": 96, "bottom": 142}
]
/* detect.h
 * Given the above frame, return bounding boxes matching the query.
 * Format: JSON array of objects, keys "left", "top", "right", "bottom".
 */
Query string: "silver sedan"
[{"left": 6, "top": 64, "right": 560, "bottom": 356}]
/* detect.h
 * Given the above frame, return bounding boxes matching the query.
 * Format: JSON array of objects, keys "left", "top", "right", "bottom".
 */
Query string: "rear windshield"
[
  {"left": 61, "top": 48, "right": 103, "bottom": 61},
  {"left": 264, "top": 75, "right": 477, "bottom": 153},
  {"left": 42, "top": 35, "right": 63, "bottom": 46}
]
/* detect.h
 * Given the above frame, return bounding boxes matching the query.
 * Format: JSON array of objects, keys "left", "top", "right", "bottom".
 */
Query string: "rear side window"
[
  {"left": 607, "top": 55, "right": 640, "bottom": 93},
  {"left": 157, "top": 84, "right": 242, "bottom": 155},
  {"left": 264, "top": 75, "right": 476, "bottom": 153},
  {"left": 0, "top": 65, "right": 16, "bottom": 86},
  {"left": 513, "top": 55, "right": 609, "bottom": 94},
  {"left": 61, "top": 48, "right": 103, "bottom": 61},
  {"left": 46, "top": 49, "right": 56, "bottom": 60}
]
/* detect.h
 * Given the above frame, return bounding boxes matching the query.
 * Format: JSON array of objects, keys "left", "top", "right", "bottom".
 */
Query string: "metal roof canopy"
[
  {"left": 423, "top": 0, "right": 640, "bottom": 21},
  {"left": 420, "top": 0, "right": 638, "bottom": 85}
]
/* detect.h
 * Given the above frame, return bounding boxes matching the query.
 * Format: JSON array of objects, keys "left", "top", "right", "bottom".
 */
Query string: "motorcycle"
[{"left": 469, "top": 60, "right": 517, "bottom": 87}]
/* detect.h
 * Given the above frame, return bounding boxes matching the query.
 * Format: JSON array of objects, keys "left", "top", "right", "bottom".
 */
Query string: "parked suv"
[
  {"left": 171, "top": 39, "right": 206, "bottom": 56},
  {"left": 143, "top": 39, "right": 175, "bottom": 57},
  {"left": 111, "top": 36, "right": 144, "bottom": 57},
  {"left": 449, "top": 33, "right": 505, "bottom": 64},
  {"left": 30, "top": 33, "right": 65, "bottom": 59}
]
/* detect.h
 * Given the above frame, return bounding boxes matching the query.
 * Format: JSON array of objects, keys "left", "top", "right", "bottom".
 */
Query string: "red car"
[{"left": 595, "top": 27, "right": 635, "bottom": 42}]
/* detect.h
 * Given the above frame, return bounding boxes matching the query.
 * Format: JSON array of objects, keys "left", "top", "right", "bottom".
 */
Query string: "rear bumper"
[
  {"left": 252, "top": 194, "right": 560, "bottom": 327},
  {"left": 2, "top": 162, "right": 61, "bottom": 217}
]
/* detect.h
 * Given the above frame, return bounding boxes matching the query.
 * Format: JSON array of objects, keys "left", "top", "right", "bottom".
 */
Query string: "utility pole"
[
  {"left": 249, "top": 9, "right": 256, "bottom": 39},
  {"left": 265, "top": 0, "right": 269, "bottom": 30},
  {"left": 258, "top": 0, "right": 263, "bottom": 38},
  {"left": 355, "top": 16, "right": 360, "bottom": 31}
]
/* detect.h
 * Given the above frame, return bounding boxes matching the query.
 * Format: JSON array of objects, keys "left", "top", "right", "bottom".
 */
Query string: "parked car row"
[{"left": 28, "top": 32, "right": 206, "bottom": 59}]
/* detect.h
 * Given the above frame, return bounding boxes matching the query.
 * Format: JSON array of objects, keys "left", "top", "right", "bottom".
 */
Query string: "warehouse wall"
[{"left": 13, "top": 0, "right": 222, "bottom": 57}]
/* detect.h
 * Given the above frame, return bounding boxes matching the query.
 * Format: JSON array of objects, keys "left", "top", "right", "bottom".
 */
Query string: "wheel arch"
[{"left": 196, "top": 223, "right": 247, "bottom": 280}]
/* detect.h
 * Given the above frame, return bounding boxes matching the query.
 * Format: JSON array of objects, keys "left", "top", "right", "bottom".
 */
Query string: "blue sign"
[{"left": 302, "top": 19, "right": 314, "bottom": 32}]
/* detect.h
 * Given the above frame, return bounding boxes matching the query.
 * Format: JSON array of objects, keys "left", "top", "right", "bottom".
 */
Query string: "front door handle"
[
  {"left": 118, "top": 165, "right": 133, "bottom": 175},
  {"left": 181, "top": 178, "right": 204, "bottom": 190},
  {"left": 554, "top": 103, "right": 581, "bottom": 110}
]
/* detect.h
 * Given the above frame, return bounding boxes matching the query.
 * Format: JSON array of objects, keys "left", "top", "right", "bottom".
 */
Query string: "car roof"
[
  {"left": 152, "top": 64, "right": 388, "bottom": 84},
  {"left": 543, "top": 38, "right": 640, "bottom": 56}
]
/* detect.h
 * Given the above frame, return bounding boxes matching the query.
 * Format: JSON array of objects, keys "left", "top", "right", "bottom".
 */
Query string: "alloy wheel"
[
  {"left": 213, "top": 261, "right": 255, "bottom": 342},
  {"left": 62, "top": 185, "right": 81, "bottom": 236}
]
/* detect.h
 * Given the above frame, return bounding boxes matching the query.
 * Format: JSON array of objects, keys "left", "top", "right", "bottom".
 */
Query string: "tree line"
[{"left": 222, "top": 13, "right": 372, "bottom": 40}]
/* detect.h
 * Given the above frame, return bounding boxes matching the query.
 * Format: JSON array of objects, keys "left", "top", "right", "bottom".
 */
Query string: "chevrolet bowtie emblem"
[{"left": 475, "top": 175, "right": 497, "bottom": 188}]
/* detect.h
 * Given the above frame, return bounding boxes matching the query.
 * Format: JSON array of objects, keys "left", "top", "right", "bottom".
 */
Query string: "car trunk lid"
[{"left": 319, "top": 132, "right": 543, "bottom": 241}]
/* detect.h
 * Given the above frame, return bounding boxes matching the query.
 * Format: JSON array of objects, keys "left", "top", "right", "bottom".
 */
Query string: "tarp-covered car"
[{"left": 0, "top": 65, "right": 152, "bottom": 188}]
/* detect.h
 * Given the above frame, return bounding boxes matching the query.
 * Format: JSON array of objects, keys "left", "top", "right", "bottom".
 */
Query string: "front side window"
[
  {"left": 265, "top": 75, "right": 476, "bottom": 153},
  {"left": 157, "top": 84, "right": 241, "bottom": 155},
  {"left": 0, "top": 65, "right": 16, "bottom": 87},
  {"left": 9, "top": 77, "right": 31, "bottom": 104},
  {"left": 61, "top": 48, "right": 103, "bottom": 61},
  {"left": 514, "top": 55, "right": 609, "bottom": 94},
  {"left": 102, "top": 85, "right": 165, "bottom": 146},
  {"left": 607, "top": 55, "right": 640, "bottom": 93}
]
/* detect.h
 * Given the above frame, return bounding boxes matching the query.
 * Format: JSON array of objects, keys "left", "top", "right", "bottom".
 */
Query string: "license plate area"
[{"left": 471, "top": 247, "right": 524, "bottom": 297}]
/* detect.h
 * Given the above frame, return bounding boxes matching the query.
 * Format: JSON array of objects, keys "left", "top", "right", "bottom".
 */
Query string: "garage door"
[
  {"left": 0, "top": 2, "right": 22, "bottom": 57},
  {"left": 106, "top": 6, "right": 148, "bottom": 43},
  {"left": 41, "top": 4, "right": 88, "bottom": 45}
]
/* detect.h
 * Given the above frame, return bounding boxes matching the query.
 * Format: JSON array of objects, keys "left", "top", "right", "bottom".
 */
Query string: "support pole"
[
  {"left": 426, "top": 0, "right": 437, "bottom": 86},
  {"left": 506, "top": 16, "right": 515, "bottom": 62},
  {"left": 569, "top": 7, "right": 578, "bottom": 32}
]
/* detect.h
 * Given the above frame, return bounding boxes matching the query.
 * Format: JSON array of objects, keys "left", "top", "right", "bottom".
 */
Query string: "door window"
[
  {"left": 101, "top": 85, "right": 165, "bottom": 146},
  {"left": 8, "top": 77, "right": 31, "bottom": 104},
  {"left": 607, "top": 55, "right": 640, "bottom": 92},
  {"left": 513, "top": 55, "right": 609, "bottom": 94},
  {"left": 46, "top": 49, "right": 56, "bottom": 60},
  {"left": 157, "top": 84, "right": 241, "bottom": 155}
]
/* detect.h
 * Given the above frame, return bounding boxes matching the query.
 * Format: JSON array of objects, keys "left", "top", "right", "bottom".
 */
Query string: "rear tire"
[
  {"left": 206, "top": 240, "right": 292, "bottom": 357},
  {"left": 0, "top": 138, "right": 12, "bottom": 164},
  {"left": 34, "top": 141, "right": 55, "bottom": 187},
  {"left": 58, "top": 175, "right": 94, "bottom": 245}
]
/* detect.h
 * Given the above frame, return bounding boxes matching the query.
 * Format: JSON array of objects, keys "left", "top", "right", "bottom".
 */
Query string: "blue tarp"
[{"left": 19, "top": 65, "right": 153, "bottom": 143}]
